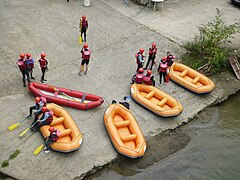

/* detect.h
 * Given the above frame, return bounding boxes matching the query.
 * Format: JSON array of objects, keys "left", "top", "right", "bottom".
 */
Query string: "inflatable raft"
[
  {"left": 28, "top": 82, "right": 104, "bottom": 110},
  {"left": 40, "top": 103, "right": 83, "bottom": 153},
  {"left": 169, "top": 62, "right": 215, "bottom": 94},
  {"left": 131, "top": 83, "right": 183, "bottom": 117},
  {"left": 104, "top": 103, "right": 146, "bottom": 158}
]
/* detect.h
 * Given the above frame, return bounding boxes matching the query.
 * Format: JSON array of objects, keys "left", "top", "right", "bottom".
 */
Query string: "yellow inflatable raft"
[
  {"left": 131, "top": 83, "right": 183, "bottom": 117},
  {"left": 169, "top": 62, "right": 215, "bottom": 94},
  {"left": 104, "top": 103, "right": 146, "bottom": 158},
  {"left": 40, "top": 103, "right": 83, "bottom": 153}
]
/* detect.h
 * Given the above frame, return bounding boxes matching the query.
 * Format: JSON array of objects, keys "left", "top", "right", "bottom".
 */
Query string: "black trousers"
[
  {"left": 159, "top": 71, "right": 167, "bottom": 84},
  {"left": 32, "top": 121, "right": 51, "bottom": 130},
  {"left": 81, "top": 28, "right": 87, "bottom": 41},
  {"left": 136, "top": 63, "right": 143, "bottom": 72},
  {"left": 145, "top": 55, "right": 155, "bottom": 70},
  {"left": 21, "top": 70, "right": 30, "bottom": 85},
  {"left": 41, "top": 67, "right": 46, "bottom": 80}
]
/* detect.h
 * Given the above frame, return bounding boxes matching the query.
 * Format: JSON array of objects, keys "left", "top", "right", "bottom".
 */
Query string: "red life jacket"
[
  {"left": 159, "top": 62, "right": 168, "bottom": 72},
  {"left": 149, "top": 47, "right": 157, "bottom": 56},
  {"left": 39, "top": 58, "right": 48, "bottom": 68},
  {"left": 50, "top": 130, "right": 59, "bottom": 142},
  {"left": 16, "top": 59, "right": 28, "bottom": 71},
  {"left": 143, "top": 76, "right": 152, "bottom": 85},
  {"left": 83, "top": 50, "right": 91, "bottom": 60},
  {"left": 45, "top": 111, "right": 53, "bottom": 123},
  {"left": 135, "top": 52, "right": 143, "bottom": 64},
  {"left": 81, "top": 19, "right": 88, "bottom": 28},
  {"left": 135, "top": 73, "right": 143, "bottom": 84}
]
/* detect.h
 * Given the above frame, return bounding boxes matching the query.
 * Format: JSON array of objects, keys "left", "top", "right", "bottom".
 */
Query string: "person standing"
[
  {"left": 144, "top": 43, "right": 157, "bottom": 70},
  {"left": 135, "top": 48, "right": 145, "bottom": 72},
  {"left": 25, "top": 53, "right": 35, "bottom": 79},
  {"left": 158, "top": 57, "right": 168, "bottom": 85},
  {"left": 79, "top": 43, "right": 91, "bottom": 75},
  {"left": 166, "top": 51, "right": 175, "bottom": 67},
  {"left": 16, "top": 54, "right": 30, "bottom": 87},
  {"left": 79, "top": 15, "right": 88, "bottom": 42},
  {"left": 38, "top": 53, "right": 48, "bottom": 83}
]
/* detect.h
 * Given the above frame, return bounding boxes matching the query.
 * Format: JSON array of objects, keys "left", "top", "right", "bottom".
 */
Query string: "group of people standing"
[
  {"left": 135, "top": 43, "right": 175, "bottom": 85},
  {"left": 16, "top": 53, "right": 48, "bottom": 86}
]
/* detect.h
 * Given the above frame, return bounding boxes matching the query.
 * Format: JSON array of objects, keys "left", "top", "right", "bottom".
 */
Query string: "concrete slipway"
[{"left": 0, "top": 0, "right": 239, "bottom": 179}]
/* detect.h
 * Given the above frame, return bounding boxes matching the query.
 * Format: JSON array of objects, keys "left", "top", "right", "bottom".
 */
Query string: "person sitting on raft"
[
  {"left": 30, "top": 106, "right": 53, "bottom": 131},
  {"left": 27, "top": 96, "right": 47, "bottom": 121},
  {"left": 44, "top": 127, "right": 60, "bottom": 153},
  {"left": 143, "top": 70, "right": 155, "bottom": 86},
  {"left": 131, "top": 68, "right": 144, "bottom": 84}
]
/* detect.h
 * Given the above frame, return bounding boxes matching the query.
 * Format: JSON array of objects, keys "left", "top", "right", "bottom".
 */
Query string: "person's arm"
[
  {"left": 138, "top": 54, "right": 144, "bottom": 63},
  {"left": 36, "top": 102, "right": 44, "bottom": 113},
  {"left": 38, "top": 113, "right": 50, "bottom": 123}
]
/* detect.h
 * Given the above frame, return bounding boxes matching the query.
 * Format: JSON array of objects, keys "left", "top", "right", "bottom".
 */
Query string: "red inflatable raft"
[{"left": 28, "top": 82, "right": 104, "bottom": 110}]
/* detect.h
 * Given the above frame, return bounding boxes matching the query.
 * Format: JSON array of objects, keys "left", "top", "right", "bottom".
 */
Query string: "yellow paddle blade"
[
  {"left": 19, "top": 128, "right": 29, "bottom": 137},
  {"left": 34, "top": 144, "right": 44, "bottom": 155},
  {"left": 8, "top": 122, "right": 20, "bottom": 131},
  {"left": 78, "top": 35, "right": 82, "bottom": 45}
]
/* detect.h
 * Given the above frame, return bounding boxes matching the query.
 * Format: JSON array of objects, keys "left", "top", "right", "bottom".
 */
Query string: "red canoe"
[{"left": 28, "top": 82, "right": 104, "bottom": 110}]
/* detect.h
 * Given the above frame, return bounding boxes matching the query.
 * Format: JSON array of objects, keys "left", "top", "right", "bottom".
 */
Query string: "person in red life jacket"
[
  {"left": 38, "top": 53, "right": 48, "bottom": 83},
  {"left": 79, "top": 15, "right": 88, "bottom": 42},
  {"left": 135, "top": 48, "right": 145, "bottom": 72},
  {"left": 143, "top": 70, "right": 155, "bottom": 86},
  {"left": 16, "top": 54, "right": 30, "bottom": 87},
  {"left": 144, "top": 43, "right": 157, "bottom": 70},
  {"left": 30, "top": 106, "right": 53, "bottom": 131},
  {"left": 27, "top": 96, "right": 47, "bottom": 121},
  {"left": 79, "top": 43, "right": 91, "bottom": 75},
  {"left": 158, "top": 57, "right": 168, "bottom": 85},
  {"left": 43, "top": 127, "right": 60, "bottom": 153},
  {"left": 131, "top": 68, "right": 144, "bottom": 84},
  {"left": 166, "top": 51, "right": 176, "bottom": 67},
  {"left": 25, "top": 53, "right": 35, "bottom": 79}
]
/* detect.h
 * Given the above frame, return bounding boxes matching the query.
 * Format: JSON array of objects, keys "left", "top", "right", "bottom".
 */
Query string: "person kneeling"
[
  {"left": 44, "top": 127, "right": 60, "bottom": 153},
  {"left": 131, "top": 68, "right": 144, "bottom": 84},
  {"left": 143, "top": 70, "right": 155, "bottom": 86},
  {"left": 31, "top": 106, "right": 53, "bottom": 131}
]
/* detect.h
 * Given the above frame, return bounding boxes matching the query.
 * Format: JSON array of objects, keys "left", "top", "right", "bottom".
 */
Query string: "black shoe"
[
  {"left": 143, "top": 68, "right": 147, "bottom": 70},
  {"left": 23, "top": 84, "right": 26, "bottom": 87},
  {"left": 43, "top": 79, "right": 47, "bottom": 81},
  {"left": 31, "top": 77, "right": 35, "bottom": 79},
  {"left": 26, "top": 115, "right": 32, "bottom": 119},
  {"left": 41, "top": 80, "right": 44, "bottom": 83}
]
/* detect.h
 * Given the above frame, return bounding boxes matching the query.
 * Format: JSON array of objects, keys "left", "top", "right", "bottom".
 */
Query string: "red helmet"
[
  {"left": 26, "top": 53, "right": 31, "bottom": 58},
  {"left": 49, "top": 127, "right": 55, "bottom": 132},
  {"left": 162, "top": 57, "right": 167, "bottom": 61},
  {"left": 41, "top": 53, "right": 46, "bottom": 58},
  {"left": 42, "top": 106, "right": 48, "bottom": 112},
  {"left": 147, "top": 70, "right": 152, "bottom": 75},
  {"left": 138, "top": 68, "right": 144, "bottom": 74},
  {"left": 82, "top": 15, "right": 86, "bottom": 19},
  {"left": 35, "top": 97, "right": 41, "bottom": 103},
  {"left": 139, "top": 48, "right": 144, "bottom": 53},
  {"left": 83, "top": 43, "right": 88, "bottom": 48},
  {"left": 20, "top": 54, "right": 25, "bottom": 59},
  {"left": 152, "top": 43, "right": 156, "bottom": 47}
]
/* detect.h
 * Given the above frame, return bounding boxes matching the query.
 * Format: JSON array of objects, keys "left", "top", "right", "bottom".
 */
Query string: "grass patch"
[
  {"left": 9, "top": 149, "right": 21, "bottom": 160},
  {"left": 1, "top": 160, "right": 9, "bottom": 168}
]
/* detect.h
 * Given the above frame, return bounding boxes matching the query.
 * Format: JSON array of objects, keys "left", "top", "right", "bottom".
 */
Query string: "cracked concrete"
[{"left": 0, "top": 0, "right": 239, "bottom": 179}]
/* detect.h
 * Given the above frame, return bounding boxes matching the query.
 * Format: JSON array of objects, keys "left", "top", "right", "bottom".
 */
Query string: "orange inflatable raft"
[
  {"left": 104, "top": 103, "right": 146, "bottom": 158},
  {"left": 40, "top": 103, "right": 83, "bottom": 153},
  {"left": 169, "top": 62, "right": 215, "bottom": 94},
  {"left": 131, "top": 83, "right": 183, "bottom": 117}
]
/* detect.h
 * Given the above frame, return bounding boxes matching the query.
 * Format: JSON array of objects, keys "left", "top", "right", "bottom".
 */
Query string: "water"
[{"left": 85, "top": 92, "right": 240, "bottom": 180}]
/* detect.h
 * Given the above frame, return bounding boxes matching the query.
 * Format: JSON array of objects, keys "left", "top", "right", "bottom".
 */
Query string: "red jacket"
[
  {"left": 158, "top": 61, "right": 168, "bottom": 72},
  {"left": 16, "top": 59, "right": 28, "bottom": 71},
  {"left": 38, "top": 58, "right": 48, "bottom": 68}
]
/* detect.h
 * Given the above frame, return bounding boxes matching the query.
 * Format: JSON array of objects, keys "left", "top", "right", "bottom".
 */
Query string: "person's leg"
[
  {"left": 83, "top": 29, "right": 87, "bottom": 42},
  {"left": 84, "top": 60, "right": 89, "bottom": 75},
  {"left": 150, "top": 56, "right": 155, "bottom": 70},
  {"left": 28, "top": 105, "right": 37, "bottom": 117},
  {"left": 163, "top": 72, "right": 167, "bottom": 84},
  {"left": 144, "top": 56, "right": 151, "bottom": 69},
  {"left": 25, "top": 70, "right": 30, "bottom": 84},
  {"left": 21, "top": 71, "right": 26, "bottom": 86},
  {"left": 34, "top": 110, "right": 42, "bottom": 122},
  {"left": 159, "top": 72, "right": 162, "bottom": 84}
]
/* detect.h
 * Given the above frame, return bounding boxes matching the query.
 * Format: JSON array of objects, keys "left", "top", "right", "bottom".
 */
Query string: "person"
[
  {"left": 25, "top": 53, "right": 35, "bottom": 79},
  {"left": 79, "top": 15, "right": 88, "bottom": 42},
  {"left": 27, "top": 96, "right": 47, "bottom": 120},
  {"left": 158, "top": 57, "right": 168, "bottom": 85},
  {"left": 135, "top": 48, "right": 145, "bottom": 72},
  {"left": 143, "top": 70, "right": 155, "bottom": 86},
  {"left": 16, "top": 54, "right": 30, "bottom": 87},
  {"left": 166, "top": 51, "right": 175, "bottom": 67},
  {"left": 31, "top": 106, "right": 53, "bottom": 131},
  {"left": 144, "top": 43, "right": 157, "bottom": 70},
  {"left": 38, "top": 53, "right": 48, "bottom": 83},
  {"left": 79, "top": 43, "right": 91, "bottom": 75},
  {"left": 43, "top": 127, "right": 60, "bottom": 153},
  {"left": 131, "top": 68, "right": 144, "bottom": 84}
]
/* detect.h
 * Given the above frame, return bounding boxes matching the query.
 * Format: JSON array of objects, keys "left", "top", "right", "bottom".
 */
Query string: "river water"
[{"left": 85, "top": 92, "right": 240, "bottom": 180}]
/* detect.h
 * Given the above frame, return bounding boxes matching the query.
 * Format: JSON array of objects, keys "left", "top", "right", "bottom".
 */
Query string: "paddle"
[
  {"left": 33, "top": 144, "right": 44, "bottom": 155},
  {"left": 8, "top": 118, "right": 27, "bottom": 131},
  {"left": 19, "top": 121, "right": 38, "bottom": 137}
]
